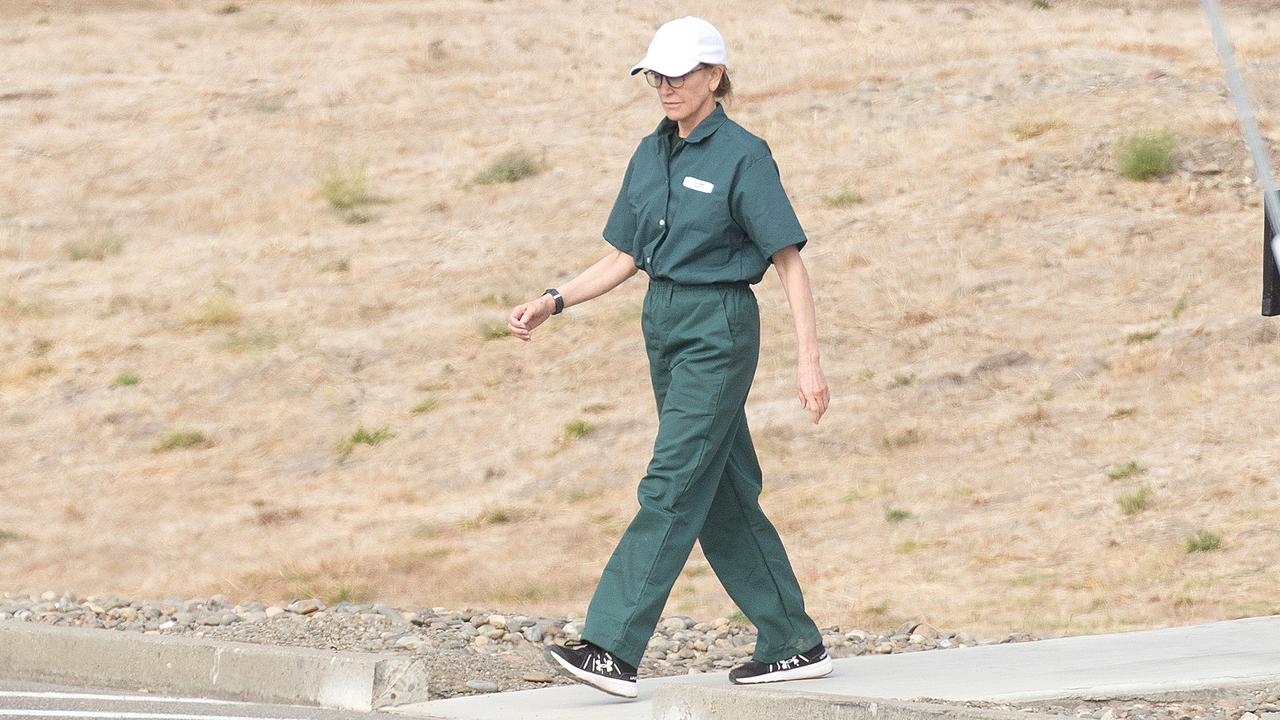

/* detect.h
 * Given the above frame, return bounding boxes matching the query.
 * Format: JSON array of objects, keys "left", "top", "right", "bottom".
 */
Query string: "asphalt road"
[{"left": 0, "top": 679, "right": 383, "bottom": 720}]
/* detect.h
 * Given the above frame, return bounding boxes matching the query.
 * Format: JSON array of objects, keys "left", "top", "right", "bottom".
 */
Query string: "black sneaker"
[
  {"left": 728, "top": 642, "right": 832, "bottom": 684},
  {"left": 544, "top": 638, "right": 638, "bottom": 698}
]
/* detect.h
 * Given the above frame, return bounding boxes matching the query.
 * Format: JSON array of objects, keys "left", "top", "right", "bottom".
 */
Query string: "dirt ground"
[{"left": 1, "top": 0, "right": 1278, "bottom": 642}]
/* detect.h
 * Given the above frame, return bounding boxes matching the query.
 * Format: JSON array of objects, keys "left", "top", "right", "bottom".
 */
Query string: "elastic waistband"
[{"left": 647, "top": 276, "right": 750, "bottom": 290}]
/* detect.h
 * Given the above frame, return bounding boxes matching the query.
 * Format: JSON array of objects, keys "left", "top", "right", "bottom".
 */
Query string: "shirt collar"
[{"left": 649, "top": 101, "right": 727, "bottom": 144}]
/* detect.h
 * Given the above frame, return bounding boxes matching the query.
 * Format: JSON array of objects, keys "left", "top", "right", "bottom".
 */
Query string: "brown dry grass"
[{"left": 2, "top": 0, "right": 1278, "bottom": 641}]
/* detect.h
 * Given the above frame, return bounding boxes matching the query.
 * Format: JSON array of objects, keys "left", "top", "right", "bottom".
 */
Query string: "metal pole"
[
  {"left": 1200, "top": 0, "right": 1280, "bottom": 315},
  {"left": 1267, "top": 190, "right": 1280, "bottom": 316}
]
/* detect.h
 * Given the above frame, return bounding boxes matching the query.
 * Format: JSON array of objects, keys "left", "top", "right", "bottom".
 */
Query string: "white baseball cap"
[{"left": 629, "top": 16, "right": 727, "bottom": 77}]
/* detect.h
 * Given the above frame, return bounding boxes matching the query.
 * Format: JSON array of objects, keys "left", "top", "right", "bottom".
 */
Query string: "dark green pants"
[{"left": 580, "top": 276, "right": 823, "bottom": 669}]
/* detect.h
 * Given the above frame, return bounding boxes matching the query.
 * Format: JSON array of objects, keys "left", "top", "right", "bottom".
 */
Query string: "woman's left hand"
[{"left": 796, "top": 355, "right": 830, "bottom": 424}]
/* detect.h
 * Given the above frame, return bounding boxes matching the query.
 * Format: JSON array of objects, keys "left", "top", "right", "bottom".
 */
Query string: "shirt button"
[
  {"left": 646, "top": 255, "right": 652, "bottom": 263},
  {"left": 658, "top": 219, "right": 665, "bottom": 226}
]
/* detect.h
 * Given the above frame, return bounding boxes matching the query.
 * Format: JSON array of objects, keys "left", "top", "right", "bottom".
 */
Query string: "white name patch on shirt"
[{"left": 682, "top": 176, "right": 715, "bottom": 194}]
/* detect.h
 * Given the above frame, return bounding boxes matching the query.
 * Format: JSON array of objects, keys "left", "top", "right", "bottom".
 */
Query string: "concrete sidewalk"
[{"left": 385, "top": 615, "right": 1280, "bottom": 719}]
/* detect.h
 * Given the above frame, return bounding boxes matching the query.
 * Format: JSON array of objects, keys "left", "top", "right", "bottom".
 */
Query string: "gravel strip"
[{"left": 1, "top": 589, "right": 1038, "bottom": 699}]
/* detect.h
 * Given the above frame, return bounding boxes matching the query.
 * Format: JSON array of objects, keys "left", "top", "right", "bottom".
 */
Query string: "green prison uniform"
[{"left": 579, "top": 101, "right": 823, "bottom": 669}]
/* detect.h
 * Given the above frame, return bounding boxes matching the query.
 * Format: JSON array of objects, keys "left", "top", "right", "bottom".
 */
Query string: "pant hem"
[{"left": 752, "top": 630, "right": 825, "bottom": 663}]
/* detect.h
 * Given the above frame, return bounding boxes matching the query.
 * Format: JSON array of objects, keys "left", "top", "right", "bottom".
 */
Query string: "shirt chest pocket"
[{"left": 679, "top": 177, "right": 737, "bottom": 237}]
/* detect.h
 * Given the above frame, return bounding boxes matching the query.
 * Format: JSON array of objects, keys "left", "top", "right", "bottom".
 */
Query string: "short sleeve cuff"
[
  {"left": 758, "top": 235, "right": 807, "bottom": 261},
  {"left": 603, "top": 232, "right": 636, "bottom": 259}
]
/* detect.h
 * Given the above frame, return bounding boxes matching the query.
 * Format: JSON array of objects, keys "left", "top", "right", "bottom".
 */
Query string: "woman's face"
[{"left": 654, "top": 63, "right": 724, "bottom": 122}]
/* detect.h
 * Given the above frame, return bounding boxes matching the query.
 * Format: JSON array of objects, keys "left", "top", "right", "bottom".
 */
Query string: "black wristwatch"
[{"left": 543, "top": 288, "right": 564, "bottom": 315}]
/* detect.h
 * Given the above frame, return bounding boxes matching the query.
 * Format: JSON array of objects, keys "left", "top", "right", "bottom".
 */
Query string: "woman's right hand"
[{"left": 508, "top": 294, "right": 555, "bottom": 342}]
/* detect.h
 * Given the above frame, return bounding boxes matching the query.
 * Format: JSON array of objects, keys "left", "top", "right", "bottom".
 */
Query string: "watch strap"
[{"left": 543, "top": 288, "right": 564, "bottom": 315}]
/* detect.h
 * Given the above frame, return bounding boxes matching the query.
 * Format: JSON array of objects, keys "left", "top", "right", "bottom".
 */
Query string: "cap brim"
[{"left": 629, "top": 56, "right": 702, "bottom": 77}]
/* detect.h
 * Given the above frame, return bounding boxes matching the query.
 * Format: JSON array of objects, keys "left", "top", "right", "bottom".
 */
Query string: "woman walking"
[{"left": 507, "top": 16, "right": 832, "bottom": 699}]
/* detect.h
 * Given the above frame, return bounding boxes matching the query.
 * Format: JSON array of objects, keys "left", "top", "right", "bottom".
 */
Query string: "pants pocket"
[{"left": 717, "top": 290, "right": 737, "bottom": 344}]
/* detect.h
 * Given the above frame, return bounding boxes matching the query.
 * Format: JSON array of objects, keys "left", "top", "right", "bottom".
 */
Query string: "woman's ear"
[{"left": 709, "top": 64, "right": 724, "bottom": 91}]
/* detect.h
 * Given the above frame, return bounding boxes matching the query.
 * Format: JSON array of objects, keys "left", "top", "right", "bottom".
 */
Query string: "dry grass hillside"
[{"left": 2, "top": 0, "right": 1277, "bottom": 641}]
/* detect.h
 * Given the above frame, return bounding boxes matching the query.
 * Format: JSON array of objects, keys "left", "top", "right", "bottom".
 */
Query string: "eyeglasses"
[{"left": 643, "top": 64, "right": 705, "bottom": 89}]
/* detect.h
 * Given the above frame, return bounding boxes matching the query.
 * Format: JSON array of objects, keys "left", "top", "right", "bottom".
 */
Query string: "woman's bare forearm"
[
  {"left": 771, "top": 246, "right": 820, "bottom": 362},
  {"left": 536, "top": 250, "right": 639, "bottom": 315}
]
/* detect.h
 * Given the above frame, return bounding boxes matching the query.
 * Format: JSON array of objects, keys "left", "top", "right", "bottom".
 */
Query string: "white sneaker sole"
[
  {"left": 730, "top": 655, "right": 833, "bottom": 684},
  {"left": 544, "top": 648, "right": 638, "bottom": 699}
]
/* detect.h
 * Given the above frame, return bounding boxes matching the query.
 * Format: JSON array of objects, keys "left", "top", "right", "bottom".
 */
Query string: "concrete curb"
[
  {"left": 651, "top": 685, "right": 1070, "bottom": 720},
  {"left": 0, "top": 620, "right": 429, "bottom": 711}
]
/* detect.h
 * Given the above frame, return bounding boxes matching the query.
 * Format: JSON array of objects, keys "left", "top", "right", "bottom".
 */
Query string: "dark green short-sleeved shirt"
[{"left": 602, "top": 101, "right": 808, "bottom": 285}]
